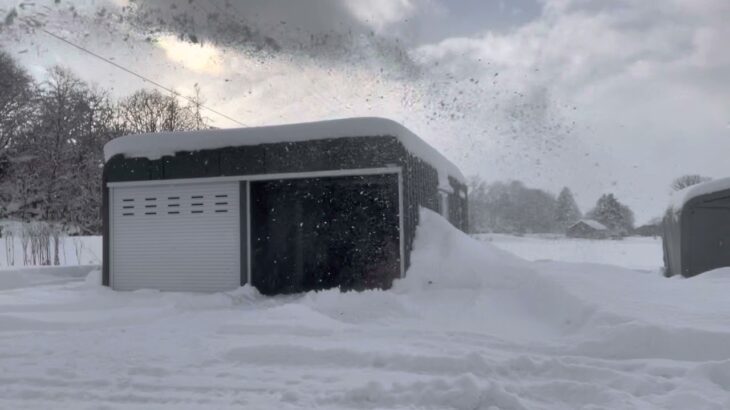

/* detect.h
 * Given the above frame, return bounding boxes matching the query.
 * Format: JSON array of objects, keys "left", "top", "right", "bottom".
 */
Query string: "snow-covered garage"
[
  {"left": 663, "top": 177, "right": 730, "bottom": 277},
  {"left": 102, "top": 117, "right": 467, "bottom": 294}
]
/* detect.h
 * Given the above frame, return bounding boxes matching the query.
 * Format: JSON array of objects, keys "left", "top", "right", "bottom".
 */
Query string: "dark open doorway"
[{"left": 250, "top": 174, "right": 400, "bottom": 295}]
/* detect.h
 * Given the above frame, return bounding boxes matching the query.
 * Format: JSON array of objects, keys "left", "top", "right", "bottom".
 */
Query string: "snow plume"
[
  {"left": 118, "top": 0, "right": 423, "bottom": 77},
  {"left": 3, "top": 0, "right": 579, "bottom": 182}
]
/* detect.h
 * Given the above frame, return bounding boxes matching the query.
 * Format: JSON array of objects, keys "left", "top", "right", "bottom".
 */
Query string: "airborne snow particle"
[{"left": 4, "top": 8, "right": 17, "bottom": 26}]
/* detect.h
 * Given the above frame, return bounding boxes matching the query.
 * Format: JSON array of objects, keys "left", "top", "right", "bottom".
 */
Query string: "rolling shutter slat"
[{"left": 111, "top": 182, "right": 240, "bottom": 292}]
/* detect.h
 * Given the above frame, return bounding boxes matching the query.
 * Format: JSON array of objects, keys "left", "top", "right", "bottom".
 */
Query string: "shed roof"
[
  {"left": 670, "top": 177, "right": 730, "bottom": 215},
  {"left": 572, "top": 219, "right": 608, "bottom": 230},
  {"left": 103, "top": 117, "right": 465, "bottom": 183}
]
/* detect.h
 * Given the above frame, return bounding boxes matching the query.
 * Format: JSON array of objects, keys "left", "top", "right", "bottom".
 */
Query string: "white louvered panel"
[{"left": 111, "top": 182, "right": 240, "bottom": 292}]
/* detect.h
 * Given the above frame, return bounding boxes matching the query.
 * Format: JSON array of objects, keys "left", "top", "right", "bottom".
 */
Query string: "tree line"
[
  {"left": 467, "top": 177, "right": 636, "bottom": 235},
  {"left": 0, "top": 49, "right": 210, "bottom": 235}
]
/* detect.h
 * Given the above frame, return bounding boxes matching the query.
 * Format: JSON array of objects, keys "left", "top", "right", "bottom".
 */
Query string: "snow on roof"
[
  {"left": 670, "top": 177, "right": 730, "bottom": 214},
  {"left": 103, "top": 117, "right": 465, "bottom": 183},
  {"left": 573, "top": 219, "right": 608, "bottom": 230}
]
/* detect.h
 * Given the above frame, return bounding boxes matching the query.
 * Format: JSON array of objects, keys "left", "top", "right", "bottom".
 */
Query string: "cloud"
[
  {"left": 343, "top": 0, "right": 418, "bottom": 30},
  {"left": 411, "top": 0, "right": 730, "bottom": 218},
  {"left": 156, "top": 35, "right": 223, "bottom": 75}
]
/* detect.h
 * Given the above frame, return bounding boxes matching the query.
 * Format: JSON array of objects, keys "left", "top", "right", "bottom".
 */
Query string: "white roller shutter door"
[{"left": 110, "top": 182, "right": 240, "bottom": 292}]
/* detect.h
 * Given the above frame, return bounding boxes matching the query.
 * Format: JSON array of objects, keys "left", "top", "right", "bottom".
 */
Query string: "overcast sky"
[{"left": 1, "top": 0, "right": 729, "bottom": 223}]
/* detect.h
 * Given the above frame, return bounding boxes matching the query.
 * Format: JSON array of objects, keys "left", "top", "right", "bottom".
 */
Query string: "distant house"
[{"left": 567, "top": 219, "right": 609, "bottom": 239}]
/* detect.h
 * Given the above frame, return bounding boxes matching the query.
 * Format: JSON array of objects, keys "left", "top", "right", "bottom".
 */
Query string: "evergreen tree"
[
  {"left": 586, "top": 194, "right": 635, "bottom": 233},
  {"left": 555, "top": 187, "right": 581, "bottom": 231}
]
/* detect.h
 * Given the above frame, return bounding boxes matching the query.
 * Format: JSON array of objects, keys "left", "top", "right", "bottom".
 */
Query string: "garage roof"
[
  {"left": 670, "top": 177, "right": 730, "bottom": 215},
  {"left": 103, "top": 117, "right": 465, "bottom": 183}
]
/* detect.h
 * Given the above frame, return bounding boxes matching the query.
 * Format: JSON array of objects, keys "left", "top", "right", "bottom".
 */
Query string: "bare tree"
[
  {"left": 0, "top": 49, "right": 209, "bottom": 235},
  {"left": 117, "top": 89, "right": 207, "bottom": 134},
  {"left": 7, "top": 67, "right": 118, "bottom": 233},
  {"left": 0, "top": 50, "right": 34, "bottom": 156},
  {"left": 671, "top": 174, "right": 711, "bottom": 191}
]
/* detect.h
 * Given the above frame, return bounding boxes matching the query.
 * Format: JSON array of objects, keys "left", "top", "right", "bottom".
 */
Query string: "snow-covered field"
[
  {"left": 1, "top": 212, "right": 729, "bottom": 409},
  {"left": 475, "top": 234, "right": 663, "bottom": 272}
]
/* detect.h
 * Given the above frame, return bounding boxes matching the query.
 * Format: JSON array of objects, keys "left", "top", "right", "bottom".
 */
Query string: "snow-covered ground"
[
  {"left": 1, "top": 212, "right": 729, "bottom": 409},
  {"left": 475, "top": 233, "right": 663, "bottom": 272}
]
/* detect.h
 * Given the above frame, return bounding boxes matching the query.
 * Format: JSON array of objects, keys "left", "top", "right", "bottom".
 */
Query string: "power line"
[
  {"left": 200, "top": 1, "right": 348, "bottom": 112},
  {"left": 29, "top": 23, "right": 247, "bottom": 127}
]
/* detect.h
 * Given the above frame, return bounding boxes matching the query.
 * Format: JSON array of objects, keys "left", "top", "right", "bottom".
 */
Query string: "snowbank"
[
  {"left": 0, "top": 265, "right": 99, "bottom": 290},
  {"left": 103, "top": 117, "right": 466, "bottom": 183}
]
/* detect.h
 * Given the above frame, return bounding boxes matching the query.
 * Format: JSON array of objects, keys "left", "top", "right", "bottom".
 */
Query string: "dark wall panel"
[
  {"left": 688, "top": 207, "right": 730, "bottom": 276},
  {"left": 250, "top": 175, "right": 400, "bottom": 295},
  {"left": 107, "top": 136, "right": 406, "bottom": 183}
]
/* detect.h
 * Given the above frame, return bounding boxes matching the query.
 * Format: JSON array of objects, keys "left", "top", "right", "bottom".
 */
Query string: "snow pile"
[
  {"left": 399, "top": 208, "right": 527, "bottom": 291},
  {"left": 695, "top": 266, "right": 730, "bottom": 280},
  {"left": 103, "top": 117, "right": 465, "bottom": 183},
  {"left": 392, "top": 210, "right": 598, "bottom": 341},
  {"left": 0, "top": 265, "right": 99, "bottom": 291}
]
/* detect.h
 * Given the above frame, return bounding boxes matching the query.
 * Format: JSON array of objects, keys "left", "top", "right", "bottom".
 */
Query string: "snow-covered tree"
[
  {"left": 555, "top": 187, "right": 582, "bottom": 231},
  {"left": 586, "top": 194, "right": 634, "bottom": 233},
  {"left": 0, "top": 50, "right": 36, "bottom": 218},
  {"left": 0, "top": 49, "right": 34, "bottom": 157},
  {"left": 0, "top": 46, "right": 217, "bottom": 234},
  {"left": 6, "top": 67, "right": 119, "bottom": 233}
]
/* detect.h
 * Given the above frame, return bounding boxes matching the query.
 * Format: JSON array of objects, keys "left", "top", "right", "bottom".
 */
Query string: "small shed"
[
  {"left": 102, "top": 117, "right": 467, "bottom": 295},
  {"left": 663, "top": 178, "right": 730, "bottom": 277},
  {"left": 567, "top": 219, "right": 609, "bottom": 239}
]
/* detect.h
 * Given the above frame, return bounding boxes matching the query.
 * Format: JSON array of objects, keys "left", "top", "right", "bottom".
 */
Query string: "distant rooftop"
[{"left": 573, "top": 219, "right": 608, "bottom": 230}]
